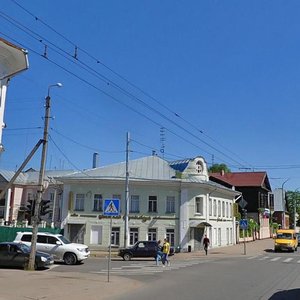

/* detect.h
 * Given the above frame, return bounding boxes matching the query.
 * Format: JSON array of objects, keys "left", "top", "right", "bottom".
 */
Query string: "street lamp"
[{"left": 27, "top": 82, "right": 62, "bottom": 270}]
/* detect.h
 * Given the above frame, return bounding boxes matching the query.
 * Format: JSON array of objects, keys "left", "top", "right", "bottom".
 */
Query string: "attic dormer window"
[{"left": 196, "top": 161, "right": 203, "bottom": 173}]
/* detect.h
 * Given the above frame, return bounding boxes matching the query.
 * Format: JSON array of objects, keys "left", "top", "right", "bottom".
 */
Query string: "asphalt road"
[
  {"left": 110, "top": 251, "right": 300, "bottom": 300},
  {"left": 48, "top": 249, "right": 300, "bottom": 300}
]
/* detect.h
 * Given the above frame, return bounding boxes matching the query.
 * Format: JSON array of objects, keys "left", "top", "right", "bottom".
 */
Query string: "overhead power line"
[{"left": 2, "top": 2, "right": 253, "bottom": 169}]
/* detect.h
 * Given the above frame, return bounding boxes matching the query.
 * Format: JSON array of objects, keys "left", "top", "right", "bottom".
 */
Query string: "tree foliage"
[
  {"left": 286, "top": 191, "right": 300, "bottom": 226},
  {"left": 208, "top": 163, "right": 231, "bottom": 173}
]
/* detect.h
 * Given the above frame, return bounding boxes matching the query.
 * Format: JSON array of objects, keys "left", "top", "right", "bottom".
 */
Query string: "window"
[
  {"left": 111, "top": 227, "right": 120, "bottom": 246},
  {"left": 37, "top": 235, "right": 47, "bottom": 244},
  {"left": 213, "top": 200, "right": 217, "bottom": 216},
  {"left": 130, "top": 228, "right": 139, "bottom": 245},
  {"left": 148, "top": 228, "right": 157, "bottom": 241},
  {"left": 93, "top": 194, "right": 103, "bottom": 212},
  {"left": 130, "top": 195, "right": 140, "bottom": 213},
  {"left": 195, "top": 197, "right": 203, "bottom": 214},
  {"left": 222, "top": 201, "right": 225, "bottom": 217},
  {"left": 166, "top": 196, "right": 175, "bottom": 213},
  {"left": 75, "top": 194, "right": 85, "bottom": 211},
  {"left": 48, "top": 236, "right": 58, "bottom": 245},
  {"left": 209, "top": 198, "right": 212, "bottom": 216},
  {"left": 20, "top": 234, "right": 32, "bottom": 242},
  {"left": 218, "top": 201, "right": 221, "bottom": 217},
  {"left": 50, "top": 192, "right": 55, "bottom": 201},
  {"left": 166, "top": 229, "right": 175, "bottom": 247},
  {"left": 148, "top": 196, "right": 157, "bottom": 213},
  {"left": 196, "top": 161, "right": 203, "bottom": 173},
  {"left": 90, "top": 225, "right": 102, "bottom": 244},
  {"left": 229, "top": 203, "right": 232, "bottom": 218},
  {"left": 226, "top": 202, "right": 229, "bottom": 218}
]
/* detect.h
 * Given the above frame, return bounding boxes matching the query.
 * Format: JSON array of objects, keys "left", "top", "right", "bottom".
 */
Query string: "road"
[{"left": 48, "top": 247, "right": 300, "bottom": 299}]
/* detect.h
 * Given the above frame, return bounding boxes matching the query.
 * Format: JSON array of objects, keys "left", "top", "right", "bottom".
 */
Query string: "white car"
[{"left": 14, "top": 232, "right": 90, "bottom": 265}]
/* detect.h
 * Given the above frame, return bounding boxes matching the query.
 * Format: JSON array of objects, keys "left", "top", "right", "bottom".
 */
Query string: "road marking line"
[
  {"left": 258, "top": 256, "right": 269, "bottom": 260},
  {"left": 247, "top": 256, "right": 260, "bottom": 260},
  {"left": 283, "top": 258, "right": 293, "bottom": 263},
  {"left": 270, "top": 257, "right": 281, "bottom": 261}
]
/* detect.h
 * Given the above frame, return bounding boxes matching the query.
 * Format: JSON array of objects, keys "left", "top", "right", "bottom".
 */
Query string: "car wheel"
[
  {"left": 123, "top": 253, "right": 132, "bottom": 261},
  {"left": 64, "top": 253, "right": 77, "bottom": 265}
]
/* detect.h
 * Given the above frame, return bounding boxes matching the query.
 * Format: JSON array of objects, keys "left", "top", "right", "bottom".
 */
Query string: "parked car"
[
  {"left": 118, "top": 240, "right": 174, "bottom": 261},
  {"left": 0, "top": 242, "right": 54, "bottom": 270},
  {"left": 14, "top": 232, "right": 90, "bottom": 265}
]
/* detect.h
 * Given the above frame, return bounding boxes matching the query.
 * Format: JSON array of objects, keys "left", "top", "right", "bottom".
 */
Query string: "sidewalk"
[{"left": 0, "top": 239, "right": 273, "bottom": 300}]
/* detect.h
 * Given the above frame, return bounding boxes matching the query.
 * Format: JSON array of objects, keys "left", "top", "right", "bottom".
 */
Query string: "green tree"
[
  {"left": 208, "top": 163, "right": 231, "bottom": 173},
  {"left": 286, "top": 191, "right": 300, "bottom": 227}
]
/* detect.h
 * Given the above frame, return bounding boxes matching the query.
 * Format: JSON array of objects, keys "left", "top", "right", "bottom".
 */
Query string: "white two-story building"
[{"left": 58, "top": 155, "right": 240, "bottom": 251}]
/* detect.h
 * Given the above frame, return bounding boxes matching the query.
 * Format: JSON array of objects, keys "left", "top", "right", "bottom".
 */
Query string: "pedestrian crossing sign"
[{"left": 103, "top": 199, "right": 120, "bottom": 216}]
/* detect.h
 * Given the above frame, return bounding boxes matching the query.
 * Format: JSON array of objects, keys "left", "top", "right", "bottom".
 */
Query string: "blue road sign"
[
  {"left": 239, "top": 219, "right": 248, "bottom": 230},
  {"left": 103, "top": 199, "right": 120, "bottom": 216}
]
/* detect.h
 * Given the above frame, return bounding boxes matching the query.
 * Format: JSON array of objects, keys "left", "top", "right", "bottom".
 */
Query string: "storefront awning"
[{"left": 189, "top": 220, "right": 212, "bottom": 228}]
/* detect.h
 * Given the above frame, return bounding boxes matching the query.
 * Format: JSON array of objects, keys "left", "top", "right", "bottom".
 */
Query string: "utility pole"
[
  {"left": 27, "top": 83, "right": 62, "bottom": 270},
  {"left": 124, "top": 132, "right": 130, "bottom": 248}
]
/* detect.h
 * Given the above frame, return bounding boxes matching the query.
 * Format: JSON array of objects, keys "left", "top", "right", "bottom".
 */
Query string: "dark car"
[
  {"left": 0, "top": 242, "right": 54, "bottom": 270},
  {"left": 118, "top": 241, "right": 174, "bottom": 261}
]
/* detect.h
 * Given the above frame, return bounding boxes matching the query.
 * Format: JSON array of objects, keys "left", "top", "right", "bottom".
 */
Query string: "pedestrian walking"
[
  {"left": 162, "top": 238, "right": 171, "bottom": 267},
  {"left": 203, "top": 234, "right": 210, "bottom": 255},
  {"left": 156, "top": 240, "right": 163, "bottom": 266}
]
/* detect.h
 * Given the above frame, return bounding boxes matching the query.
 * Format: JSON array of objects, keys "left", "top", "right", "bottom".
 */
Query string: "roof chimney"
[
  {"left": 93, "top": 152, "right": 99, "bottom": 168},
  {"left": 221, "top": 169, "right": 225, "bottom": 176}
]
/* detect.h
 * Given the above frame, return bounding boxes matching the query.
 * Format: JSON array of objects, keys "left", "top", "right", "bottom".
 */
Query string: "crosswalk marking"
[
  {"left": 259, "top": 256, "right": 270, "bottom": 261},
  {"left": 247, "top": 255, "right": 261, "bottom": 260},
  {"left": 91, "top": 260, "right": 210, "bottom": 276},
  {"left": 270, "top": 257, "right": 281, "bottom": 261},
  {"left": 283, "top": 258, "right": 293, "bottom": 263}
]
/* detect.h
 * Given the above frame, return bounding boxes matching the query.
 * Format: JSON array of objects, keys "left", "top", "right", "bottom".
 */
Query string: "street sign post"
[
  {"left": 239, "top": 218, "right": 248, "bottom": 255},
  {"left": 103, "top": 199, "right": 120, "bottom": 282}
]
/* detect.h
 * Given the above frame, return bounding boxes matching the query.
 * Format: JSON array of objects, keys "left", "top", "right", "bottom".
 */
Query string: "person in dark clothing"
[{"left": 203, "top": 234, "right": 210, "bottom": 255}]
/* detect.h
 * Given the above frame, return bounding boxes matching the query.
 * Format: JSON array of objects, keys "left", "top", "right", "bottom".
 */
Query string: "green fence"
[{"left": 0, "top": 226, "right": 62, "bottom": 242}]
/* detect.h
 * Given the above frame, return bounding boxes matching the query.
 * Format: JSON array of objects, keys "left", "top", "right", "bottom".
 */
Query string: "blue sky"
[{"left": 1, "top": 0, "right": 300, "bottom": 191}]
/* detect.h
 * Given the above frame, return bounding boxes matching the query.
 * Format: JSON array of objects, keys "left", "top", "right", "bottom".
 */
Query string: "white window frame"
[
  {"left": 75, "top": 193, "right": 85, "bottom": 211},
  {"left": 166, "top": 196, "right": 175, "bottom": 213},
  {"left": 111, "top": 227, "right": 120, "bottom": 246},
  {"left": 130, "top": 228, "right": 139, "bottom": 245},
  {"left": 195, "top": 197, "right": 204, "bottom": 215},
  {"left": 130, "top": 195, "right": 140, "bottom": 213},
  {"left": 148, "top": 228, "right": 157, "bottom": 241},
  {"left": 209, "top": 198, "right": 212, "bottom": 216},
  {"left": 93, "top": 194, "right": 103, "bottom": 212},
  {"left": 148, "top": 196, "right": 157, "bottom": 213},
  {"left": 166, "top": 229, "right": 175, "bottom": 247}
]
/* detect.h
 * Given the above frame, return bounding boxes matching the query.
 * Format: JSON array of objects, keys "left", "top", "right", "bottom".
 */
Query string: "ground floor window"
[
  {"left": 90, "top": 225, "right": 102, "bottom": 244},
  {"left": 111, "top": 227, "right": 120, "bottom": 246},
  {"left": 148, "top": 228, "right": 157, "bottom": 241},
  {"left": 166, "top": 228, "right": 175, "bottom": 247},
  {"left": 130, "top": 228, "right": 139, "bottom": 245}
]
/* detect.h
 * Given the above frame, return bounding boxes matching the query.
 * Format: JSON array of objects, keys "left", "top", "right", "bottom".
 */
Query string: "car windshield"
[
  {"left": 276, "top": 233, "right": 293, "bottom": 239},
  {"left": 57, "top": 235, "right": 71, "bottom": 244},
  {"left": 18, "top": 243, "right": 30, "bottom": 253}
]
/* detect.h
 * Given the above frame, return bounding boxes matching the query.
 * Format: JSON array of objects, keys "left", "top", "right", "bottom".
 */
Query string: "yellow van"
[{"left": 274, "top": 229, "right": 298, "bottom": 252}]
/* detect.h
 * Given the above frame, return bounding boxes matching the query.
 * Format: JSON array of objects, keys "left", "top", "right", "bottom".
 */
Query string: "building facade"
[{"left": 58, "top": 155, "right": 240, "bottom": 251}]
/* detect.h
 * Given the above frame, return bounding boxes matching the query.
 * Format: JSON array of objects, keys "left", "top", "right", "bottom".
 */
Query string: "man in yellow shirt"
[{"left": 162, "top": 238, "right": 170, "bottom": 267}]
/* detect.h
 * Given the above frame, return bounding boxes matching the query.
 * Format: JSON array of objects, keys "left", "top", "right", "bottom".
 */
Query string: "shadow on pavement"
[
  {"left": 264, "top": 248, "right": 274, "bottom": 253},
  {"left": 269, "top": 288, "right": 300, "bottom": 300}
]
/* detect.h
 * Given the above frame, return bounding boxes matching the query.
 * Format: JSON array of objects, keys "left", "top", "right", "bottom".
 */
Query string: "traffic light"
[
  {"left": 40, "top": 200, "right": 51, "bottom": 216},
  {"left": 26, "top": 199, "right": 36, "bottom": 216},
  {"left": 242, "top": 209, "right": 247, "bottom": 220}
]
